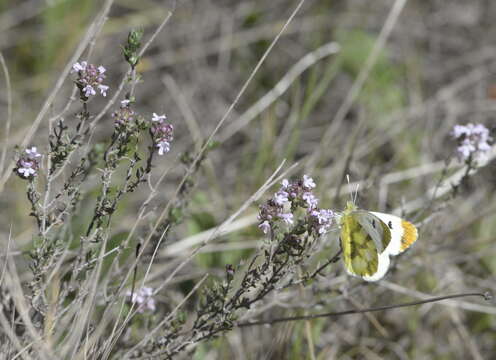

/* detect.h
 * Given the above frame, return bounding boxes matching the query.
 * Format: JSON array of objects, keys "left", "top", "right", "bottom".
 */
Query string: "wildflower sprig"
[
  {"left": 15, "top": 147, "right": 41, "bottom": 179},
  {"left": 71, "top": 61, "right": 109, "bottom": 101},
  {"left": 122, "top": 29, "right": 144, "bottom": 69},
  {"left": 126, "top": 286, "right": 157, "bottom": 313},
  {"left": 258, "top": 175, "right": 334, "bottom": 238},
  {"left": 451, "top": 123, "right": 492, "bottom": 165},
  {"left": 151, "top": 113, "right": 174, "bottom": 156},
  {"left": 146, "top": 176, "right": 336, "bottom": 357}
]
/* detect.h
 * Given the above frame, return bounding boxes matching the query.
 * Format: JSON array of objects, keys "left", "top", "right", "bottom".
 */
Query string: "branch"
[{"left": 236, "top": 292, "right": 492, "bottom": 328}]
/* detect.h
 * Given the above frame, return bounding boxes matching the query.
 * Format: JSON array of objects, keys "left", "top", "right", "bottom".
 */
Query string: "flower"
[
  {"left": 17, "top": 160, "right": 36, "bottom": 178},
  {"left": 151, "top": 115, "right": 174, "bottom": 156},
  {"left": 98, "top": 84, "right": 109, "bottom": 97},
  {"left": 273, "top": 190, "right": 289, "bottom": 206},
  {"left": 71, "top": 61, "right": 87, "bottom": 73},
  {"left": 152, "top": 113, "right": 167, "bottom": 122},
  {"left": 310, "top": 209, "right": 335, "bottom": 234},
  {"left": 25, "top": 147, "right": 41, "bottom": 159},
  {"left": 126, "top": 286, "right": 156, "bottom": 313},
  {"left": 83, "top": 85, "right": 96, "bottom": 97},
  {"left": 156, "top": 140, "right": 171, "bottom": 155},
  {"left": 302, "top": 192, "right": 318, "bottom": 209},
  {"left": 15, "top": 147, "right": 42, "bottom": 179},
  {"left": 112, "top": 101, "right": 136, "bottom": 129},
  {"left": 259, "top": 220, "right": 271, "bottom": 234},
  {"left": 257, "top": 175, "right": 334, "bottom": 237},
  {"left": 302, "top": 174, "right": 316, "bottom": 189},
  {"left": 72, "top": 61, "right": 109, "bottom": 100},
  {"left": 279, "top": 213, "right": 294, "bottom": 225},
  {"left": 451, "top": 123, "right": 492, "bottom": 163}
]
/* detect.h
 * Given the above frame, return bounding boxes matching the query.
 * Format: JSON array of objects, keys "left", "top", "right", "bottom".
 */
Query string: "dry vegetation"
[{"left": 0, "top": 0, "right": 495, "bottom": 359}]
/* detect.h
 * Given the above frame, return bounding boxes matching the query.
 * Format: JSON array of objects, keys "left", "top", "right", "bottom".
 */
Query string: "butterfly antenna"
[
  {"left": 346, "top": 174, "right": 353, "bottom": 203},
  {"left": 353, "top": 183, "right": 360, "bottom": 204}
]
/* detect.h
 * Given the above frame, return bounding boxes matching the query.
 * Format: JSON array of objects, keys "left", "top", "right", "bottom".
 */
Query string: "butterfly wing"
[
  {"left": 340, "top": 212, "right": 381, "bottom": 280},
  {"left": 340, "top": 209, "right": 417, "bottom": 282},
  {"left": 369, "top": 211, "right": 418, "bottom": 256},
  {"left": 354, "top": 211, "right": 392, "bottom": 253}
]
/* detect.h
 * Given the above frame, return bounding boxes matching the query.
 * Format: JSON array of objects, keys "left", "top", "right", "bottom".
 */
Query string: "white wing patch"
[{"left": 369, "top": 212, "right": 405, "bottom": 256}]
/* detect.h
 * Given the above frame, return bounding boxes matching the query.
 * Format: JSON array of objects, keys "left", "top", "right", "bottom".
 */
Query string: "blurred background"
[{"left": 1, "top": 0, "right": 496, "bottom": 358}]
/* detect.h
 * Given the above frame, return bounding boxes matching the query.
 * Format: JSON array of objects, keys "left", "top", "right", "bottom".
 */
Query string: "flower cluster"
[
  {"left": 451, "top": 123, "right": 492, "bottom": 163},
  {"left": 151, "top": 113, "right": 174, "bottom": 155},
  {"left": 15, "top": 147, "right": 42, "bottom": 179},
  {"left": 126, "top": 286, "right": 156, "bottom": 313},
  {"left": 258, "top": 175, "right": 335, "bottom": 236},
  {"left": 71, "top": 61, "right": 109, "bottom": 100},
  {"left": 112, "top": 99, "right": 136, "bottom": 131}
]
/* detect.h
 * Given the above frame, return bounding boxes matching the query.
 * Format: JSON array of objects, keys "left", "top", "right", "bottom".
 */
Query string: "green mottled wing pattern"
[
  {"left": 340, "top": 212, "right": 379, "bottom": 277},
  {"left": 354, "top": 211, "right": 392, "bottom": 253}
]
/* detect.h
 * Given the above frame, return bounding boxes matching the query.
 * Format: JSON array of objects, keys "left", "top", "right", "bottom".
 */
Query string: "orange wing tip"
[{"left": 400, "top": 220, "right": 418, "bottom": 251}]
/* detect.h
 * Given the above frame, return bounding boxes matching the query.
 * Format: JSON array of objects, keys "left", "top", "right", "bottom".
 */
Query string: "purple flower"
[
  {"left": 259, "top": 220, "right": 271, "bottom": 234},
  {"left": 72, "top": 61, "right": 109, "bottom": 100},
  {"left": 302, "top": 174, "right": 316, "bottom": 189},
  {"left": 310, "top": 209, "right": 335, "bottom": 234},
  {"left": 302, "top": 192, "right": 318, "bottom": 209},
  {"left": 98, "top": 84, "right": 109, "bottom": 97},
  {"left": 156, "top": 140, "right": 171, "bottom": 155},
  {"left": 281, "top": 179, "right": 289, "bottom": 189},
  {"left": 17, "top": 161, "right": 36, "bottom": 178},
  {"left": 112, "top": 102, "right": 136, "bottom": 129},
  {"left": 83, "top": 85, "right": 96, "bottom": 97},
  {"left": 15, "top": 147, "right": 42, "bottom": 179},
  {"left": 279, "top": 213, "right": 294, "bottom": 225},
  {"left": 71, "top": 61, "right": 87, "bottom": 73},
  {"left": 451, "top": 123, "right": 492, "bottom": 162},
  {"left": 273, "top": 190, "right": 289, "bottom": 206},
  {"left": 126, "top": 286, "right": 156, "bottom": 313},
  {"left": 25, "top": 147, "right": 41, "bottom": 159},
  {"left": 151, "top": 116, "right": 174, "bottom": 156}
]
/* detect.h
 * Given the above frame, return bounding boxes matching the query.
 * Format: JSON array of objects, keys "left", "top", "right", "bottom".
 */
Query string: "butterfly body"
[{"left": 340, "top": 201, "right": 418, "bottom": 281}]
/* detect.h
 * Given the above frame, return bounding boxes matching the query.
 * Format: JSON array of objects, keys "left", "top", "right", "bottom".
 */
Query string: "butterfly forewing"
[
  {"left": 354, "top": 211, "right": 392, "bottom": 253},
  {"left": 369, "top": 212, "right": 418, "bottom": 256}
]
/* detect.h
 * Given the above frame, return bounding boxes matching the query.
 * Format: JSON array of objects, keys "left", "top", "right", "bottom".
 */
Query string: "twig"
[{"left": 236, "top": 292, "right": 490, "bottom": 327}]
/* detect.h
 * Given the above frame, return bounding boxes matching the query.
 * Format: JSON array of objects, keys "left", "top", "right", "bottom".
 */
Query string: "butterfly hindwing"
[
  {"left": 354, "top": 211, "right": 392, "bottom": 253},
  {"left": 340, "top": 212, "right": 380, "bottom": 279}
]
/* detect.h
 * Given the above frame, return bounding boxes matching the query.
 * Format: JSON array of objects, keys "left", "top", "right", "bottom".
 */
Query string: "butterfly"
[{"left": 339, "top": 201, "right": 418, "bottom": 282}]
